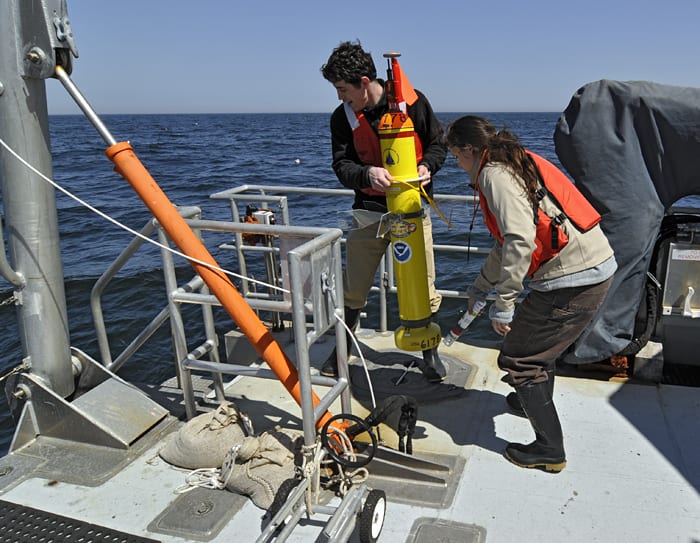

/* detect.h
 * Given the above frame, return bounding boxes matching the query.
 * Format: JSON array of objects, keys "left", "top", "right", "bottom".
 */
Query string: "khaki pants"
[{"left": 343, "top": 212, "right": 441, "bottom": 313}]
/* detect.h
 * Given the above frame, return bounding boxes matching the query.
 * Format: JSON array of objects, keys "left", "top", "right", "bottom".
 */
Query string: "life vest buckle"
[{"left": 552, "top": 213, "right": 566, "bottom": 226}]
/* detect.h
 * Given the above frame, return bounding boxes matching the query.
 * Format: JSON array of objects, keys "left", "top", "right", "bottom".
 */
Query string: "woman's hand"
[{"left": 492, "top": 321, "right": 511, "bottom": 336}]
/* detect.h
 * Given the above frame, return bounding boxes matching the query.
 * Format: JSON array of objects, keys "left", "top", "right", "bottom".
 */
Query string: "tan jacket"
[{"left": 469, "top": 162, "right": 615, "bottom": 318}]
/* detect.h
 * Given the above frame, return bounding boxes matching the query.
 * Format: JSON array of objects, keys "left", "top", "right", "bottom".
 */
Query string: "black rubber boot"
[
  {"left": 503, "top": 381, "right": 566, "bottom": 473},
  {"left": 321, "top": 307, "right": 360, "bottom": 377},
  {"left": 420, "top": 347, "right": 446, "bottom": 383},
  {"left": 506, "top": 369, "right": 555, "bottom": 417}
]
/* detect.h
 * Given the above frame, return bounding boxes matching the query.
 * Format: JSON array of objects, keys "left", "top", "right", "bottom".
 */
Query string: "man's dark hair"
[{"left": 321, "top": 41, "right": 377, "bottom": 85}]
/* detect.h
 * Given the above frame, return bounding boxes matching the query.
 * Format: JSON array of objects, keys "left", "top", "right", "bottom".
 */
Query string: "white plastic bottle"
[{"left": 443, "top": 300, "right": 487, "bottom": 346}]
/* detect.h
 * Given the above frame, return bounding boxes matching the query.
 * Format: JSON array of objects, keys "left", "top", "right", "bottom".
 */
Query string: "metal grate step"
[{"left": 0, "top": 500, "right": 160, "bottom": 543}]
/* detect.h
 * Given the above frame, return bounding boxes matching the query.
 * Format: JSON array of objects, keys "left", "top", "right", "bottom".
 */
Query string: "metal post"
[{"left": 0, "top": 0, "right": 75, "bottom": 397}]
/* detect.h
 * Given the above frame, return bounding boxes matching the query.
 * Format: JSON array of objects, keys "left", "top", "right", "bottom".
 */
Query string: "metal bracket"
[
  {"left": 17, "top": 0, "right": 78, "bottom": 79},
  {"left": 52, "top": 6, "right": 78, "bottom": 59},
  {"left": 4, "top": 348, "right": 168, "bottom": 452}
]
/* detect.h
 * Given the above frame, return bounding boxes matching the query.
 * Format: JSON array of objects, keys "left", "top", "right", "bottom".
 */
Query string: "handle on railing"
[{"left": 0, "top": 212, "right": 25, "bottom": 288}]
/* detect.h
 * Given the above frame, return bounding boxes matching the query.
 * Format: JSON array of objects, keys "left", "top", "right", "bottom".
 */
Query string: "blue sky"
[{"left": 46, "top": 0, "right": 700, "bottom": 115}]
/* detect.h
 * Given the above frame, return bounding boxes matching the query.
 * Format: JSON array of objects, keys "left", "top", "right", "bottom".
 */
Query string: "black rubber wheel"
[
  {"left": 358, "top": 489, "right": 386, "bottom": 543},
  {"left": 320, "top": 413, "right": 377, "bottom": 469},
  {"left": 266, "top": 477, "right": 300, "bottom": 526}
]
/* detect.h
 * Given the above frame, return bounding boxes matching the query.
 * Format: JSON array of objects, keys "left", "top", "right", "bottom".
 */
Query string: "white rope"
[
  {"left": 301, "top": 440, "right": 323, "bottom": 507},
  {"left": 341, "top": 466, "right": 369, "bottom": 495},
  {"left": 331, "top": 293, "right": 377, "bottom": 410},
  {"left": 174, "top": 467, "right": 225, "bottom": 493},
  {"left": 0, "top": 136, "right": 288, "bottom": 295},
  {"left": 319, "top": 427, "right": 370, "bottom": 496},
  {"left": 219, "top": 444, "right": 241, "bottom": 488}
]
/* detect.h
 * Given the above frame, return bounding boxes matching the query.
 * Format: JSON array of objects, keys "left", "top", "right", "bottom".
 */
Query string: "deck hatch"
[
  {"left": 147, "top": 487, "right": 248, "bottom": 541},
  {"left": 407, "top": 517, "right": 487, "bottom": 543},
  {"left": 348, "top": 347, "right": 475, "bottom": 403}
]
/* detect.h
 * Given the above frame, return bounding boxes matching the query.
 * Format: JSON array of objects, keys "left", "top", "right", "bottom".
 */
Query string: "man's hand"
[
  {"left": 418, "top": 164, "right": 431, "bottom": 186},
  {"left": 368, "top": 166, "right": 393, "bottom": 192}
]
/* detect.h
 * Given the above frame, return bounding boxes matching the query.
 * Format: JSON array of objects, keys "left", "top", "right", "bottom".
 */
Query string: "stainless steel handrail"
[
  {"left": 214, "top": 185, "right": 484, "bottom": 331},
  {"left": 90, "top": 185, "right": 489, "bottom": 425}
]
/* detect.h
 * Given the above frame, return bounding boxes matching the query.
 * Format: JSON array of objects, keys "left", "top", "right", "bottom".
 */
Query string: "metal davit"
[
  {"left": 0, "top": 0, "right": 170, "bottom": 452},
  {"left": 0, "top": 0, "right": 75, "bottom": 403},
  {"left": 1, "top": 0, "right": 345, "bottom": 453}
]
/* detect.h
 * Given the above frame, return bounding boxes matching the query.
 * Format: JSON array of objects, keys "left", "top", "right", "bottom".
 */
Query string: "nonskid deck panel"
[{"left": 0, "top": 500, "right": 161, "bottom": 543}]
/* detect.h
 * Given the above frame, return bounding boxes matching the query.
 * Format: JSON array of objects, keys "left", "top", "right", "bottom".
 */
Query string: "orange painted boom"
[{"left": 106, "top": 141, "right": 333, "bottom": 429}]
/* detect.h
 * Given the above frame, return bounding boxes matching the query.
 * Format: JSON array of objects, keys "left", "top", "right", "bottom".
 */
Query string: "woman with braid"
[{"left": 445, "top": 115, "right": 616, "bottom": 472}]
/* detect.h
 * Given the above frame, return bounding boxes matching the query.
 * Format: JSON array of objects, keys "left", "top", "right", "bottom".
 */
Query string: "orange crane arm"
[{"left": 106, "top": 141, "right": 334, "bottom": 429}]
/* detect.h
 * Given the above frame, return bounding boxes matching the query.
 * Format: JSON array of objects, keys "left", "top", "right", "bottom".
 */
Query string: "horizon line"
[{"left": 48, "top": 110, "right": 561, "bottom": 116}]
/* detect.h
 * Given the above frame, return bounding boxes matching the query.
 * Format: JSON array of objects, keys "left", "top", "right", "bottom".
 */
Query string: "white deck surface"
[{"left": 2, "top": 330, "right": 699, "bottom": 542}]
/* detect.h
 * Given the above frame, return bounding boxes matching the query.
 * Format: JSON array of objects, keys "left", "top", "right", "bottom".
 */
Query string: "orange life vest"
[
  {"left": 343, "top": 103, "right": 423, "bottom": 196},
  {"left": 477, "top": 151, "right": 601, "bottom": 275}
]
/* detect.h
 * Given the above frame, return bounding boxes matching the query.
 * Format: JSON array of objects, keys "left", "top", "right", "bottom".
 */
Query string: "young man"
[{"left": 320, "top": 41, "right": 447, "bottom": 382}]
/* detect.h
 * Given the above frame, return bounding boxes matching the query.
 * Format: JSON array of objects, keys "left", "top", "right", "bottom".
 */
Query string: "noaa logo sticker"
[
  {"left": 390, "top": 220, "right": 416, "bottom": 238},
  {"left": 393, "top": 241, "right": 412, "bottom": 263}
]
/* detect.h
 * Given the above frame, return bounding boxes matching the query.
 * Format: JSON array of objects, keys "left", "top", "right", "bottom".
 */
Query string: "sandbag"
[
  {"left": 223, "top": 427, "right": 303, "bottom": 509},
  {"left": 160, "top": 401, "right": 252, "bottom": 469}
]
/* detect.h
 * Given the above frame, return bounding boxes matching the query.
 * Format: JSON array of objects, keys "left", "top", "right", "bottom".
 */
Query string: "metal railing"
[
  {"left": 211, "top": 184, "right": 487, "bottom": 332},
  {"left": 90, "top": 185, "right": 489, "bottom": 424},
  {"left": 90, "top": 205, "right": 352, "bottom": 436}
]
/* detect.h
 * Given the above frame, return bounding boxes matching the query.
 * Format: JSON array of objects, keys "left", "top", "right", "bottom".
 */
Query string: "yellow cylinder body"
[{"left": 379, "top": 112, "right": 441, "bottom": 351}]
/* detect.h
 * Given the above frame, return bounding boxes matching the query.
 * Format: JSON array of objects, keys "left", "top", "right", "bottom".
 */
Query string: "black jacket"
[{"left": 328, "top": 85, "right": 446, "bottom": 212}]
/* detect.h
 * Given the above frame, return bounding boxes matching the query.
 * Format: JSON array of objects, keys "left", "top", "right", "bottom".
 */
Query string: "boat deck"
[{"left": 0, "top": 328, "right": 698, "bottom": 542}]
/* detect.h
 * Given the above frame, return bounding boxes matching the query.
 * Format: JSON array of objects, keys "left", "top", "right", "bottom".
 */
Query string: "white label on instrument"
[{"left": 671, "top": 249, "right": 700, "bottom": 261}]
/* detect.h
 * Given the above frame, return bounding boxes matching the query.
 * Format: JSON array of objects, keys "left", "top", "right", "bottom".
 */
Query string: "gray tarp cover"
[{"left": 554, "top": 79, "right": 700, "bottom": 363}]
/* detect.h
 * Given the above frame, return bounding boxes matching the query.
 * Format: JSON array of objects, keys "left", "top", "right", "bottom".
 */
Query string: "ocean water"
[{"left": 0, "top": 111, "right": 626, "bottom": 453}]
